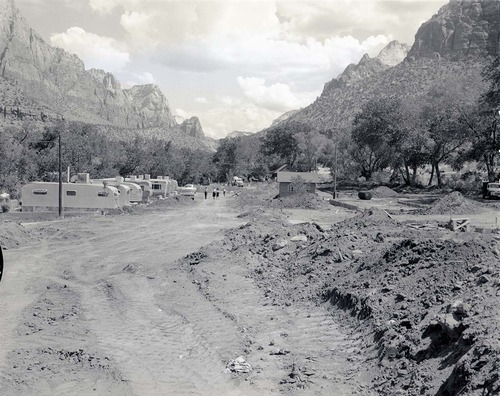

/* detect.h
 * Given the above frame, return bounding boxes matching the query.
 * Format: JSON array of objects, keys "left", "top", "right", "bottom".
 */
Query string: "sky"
[{"left": 17, "top": 0, "right": 448, "bottom": 139}]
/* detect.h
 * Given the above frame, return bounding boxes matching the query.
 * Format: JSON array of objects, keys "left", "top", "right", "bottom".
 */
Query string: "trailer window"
[
  {"left": 97, "top": 191, "right": 108, "bottom": 197},
  {"left": 66, "top": 190, "right": 77, "bottom": 196},
  {"left": 152, "top": 184, "right": 161, "bottom": 190},
  {"left": 33, "top": 189, "right": 48, "bottom": 195}
]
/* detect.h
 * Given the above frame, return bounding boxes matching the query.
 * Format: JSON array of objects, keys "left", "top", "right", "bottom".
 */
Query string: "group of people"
[{"left": 204, "top": 187, "right": 226, "bottom": 199}]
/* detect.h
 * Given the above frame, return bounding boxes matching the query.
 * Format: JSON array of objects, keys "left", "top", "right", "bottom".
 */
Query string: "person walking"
[
  {"left": 212, "top": 189, "right": 216, "bottom": 199},
  {"left": 216, "top": 188, "right": 220, "bottom": 199},
  {"left": 222, "top": 188, "right": 226, "bottom": 197},
  {"left": 204, "top": 186, "right": 208, "bottom": 199}
]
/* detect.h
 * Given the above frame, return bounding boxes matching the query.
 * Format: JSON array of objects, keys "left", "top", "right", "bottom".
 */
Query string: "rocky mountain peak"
[
  {"left": 321, "top": 40, "right": 411, "bottom": 96},
  {"left": 179, "top": 116, "right": 205, "bottom": 139},
  {"left": 377, "top": 40, "right": 410, "bottom": 66},
  {"left": 337, "top": 54, "right": 388, "bottom": 85},
  {"left": 0, "top": 0, "right": 180, "bottom": 130},
  {"left": 408, "top": 0, "right": 500, "bottom": 60},
  {"left": 89, "top": 69, "right": 121, "bottom": 91}
]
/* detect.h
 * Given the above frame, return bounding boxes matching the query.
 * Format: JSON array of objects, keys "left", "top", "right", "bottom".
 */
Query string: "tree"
[
  {"left": 458, "top": 103, "right": 500, "bottom": 182},
  {"left": 213, "top": 137, "right": 239, "bottom": 182},
  {"left": 260, "top": 124, "right": 300, "bottom": 168},
  {"left": 295, "top": 129, "right": 329, "bottom": 172},
  {"left": 350, "top": 98, "right": 402, "bottom": 180},
  {"left": 461, "top": 56, "right": 500, "bottom": 181}
]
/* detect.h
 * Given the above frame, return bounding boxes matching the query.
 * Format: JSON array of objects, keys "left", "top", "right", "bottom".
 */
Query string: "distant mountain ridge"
[
  {"left": 268, "top": 0, "right": 495, "bottom": 135},
  {"left": 0, "top": 0, "right": 216, "bottom": 150}
]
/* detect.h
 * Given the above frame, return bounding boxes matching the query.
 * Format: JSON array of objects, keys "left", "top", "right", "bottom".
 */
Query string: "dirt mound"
[
  {"left": 335, "top": 207, "right": 399, "bottom": 229},
  {"left": 329, "top": 234, "right": 500, "bottom": 395},
  {"left": 179, "top": 194, "right": 500, "bottom": 395},
  {"left": 272, "top": 193, "right": 332, "bottom": 210},
  {"left": 424, "top": 191, "right": 483, "bottom": 215},
  {"left": 371, "top": 186, "right": 399, "bottom": 198},
  {"left": 0, "top": 220, "right": 35, "bottom": 248}
]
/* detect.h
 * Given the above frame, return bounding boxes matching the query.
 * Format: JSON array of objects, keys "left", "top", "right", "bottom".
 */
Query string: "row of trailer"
[{"left": 20, "top": 173, "right": 179, "bottom": 212}]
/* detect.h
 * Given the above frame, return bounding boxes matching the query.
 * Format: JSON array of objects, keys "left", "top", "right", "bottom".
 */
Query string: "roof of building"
[{"left": 277, "top": 171, "right": 328, "bottom": 183}]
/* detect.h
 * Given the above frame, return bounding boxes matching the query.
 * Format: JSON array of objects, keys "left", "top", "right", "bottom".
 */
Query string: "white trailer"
[
  {"left": 21, "top": 182, "right": 120, "bottom": 212},
  {"left": 126, "top": 176, "right": 153, "bottom": 203},
  {"left": 92, "top": 178, "right": 142, "bottom": 204}
]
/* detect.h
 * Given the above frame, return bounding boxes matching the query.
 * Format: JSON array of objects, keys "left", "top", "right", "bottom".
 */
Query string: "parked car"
[
  {"left": 178, "top": 184, "right": 197, "bottom": 197},
  {"left": 482, "top": 181, "right": 500, "bottom": 199},
  {"left": 232, "top": 177, "right": 244, "bottom": 187}
]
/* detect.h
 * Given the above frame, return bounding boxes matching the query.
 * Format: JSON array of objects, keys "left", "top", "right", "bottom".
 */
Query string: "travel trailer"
[
  {"left": 125, "top": 175, "right": 153, "bottom": 203},
  {"left": 21, "top": 182, "right": 120, "bottom": 212},
  {"left": 93, "top": 177, "right": 143, "bottom": 204},
  {"left": 126, "top": 175, "right": 178, "bottom": 200}
]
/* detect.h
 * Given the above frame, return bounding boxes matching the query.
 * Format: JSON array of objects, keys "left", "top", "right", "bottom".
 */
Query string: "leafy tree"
[
  {"left": 418, "top": 84, "right": 472, "bottom": 187},
  {"left": 213, "top": 137, "right": 239, "bottom": 182},
  {"left": 349, "top": 98, "right": 402, "bottom": 180},
  {"left": 295, "top": 129, "right": 329, "bottom": 172},
  {"left": 260, "top": 124, "right": 300, "bottom": 168},
  {"left": 460, "top": 56, "right": 500, "bottom": 181}
]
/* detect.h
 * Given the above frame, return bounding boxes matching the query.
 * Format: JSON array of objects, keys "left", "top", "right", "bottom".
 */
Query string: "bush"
[{"left": 442, "top": 171, "right": 483, "bottom": 195}]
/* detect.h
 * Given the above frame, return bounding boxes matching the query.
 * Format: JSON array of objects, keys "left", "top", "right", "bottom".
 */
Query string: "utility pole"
[
  {"left": 58, "top": 133, "right": 62, "bottom": 217},
  {"left": 333, "top": 144, "right": 337, "bottom": 199}
]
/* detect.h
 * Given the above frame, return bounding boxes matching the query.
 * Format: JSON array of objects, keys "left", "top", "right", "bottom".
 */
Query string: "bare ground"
[
  {"left": 1, "top": 186, "right": 500, "bottom": 395},
  {"left": 0, "top": 194, "right": 371, "bottom": 395}
]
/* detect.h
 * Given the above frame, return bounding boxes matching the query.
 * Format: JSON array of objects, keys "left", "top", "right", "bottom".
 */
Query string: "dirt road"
[{"left": 0, "top": 195, "right": 369, "bottom": 395}]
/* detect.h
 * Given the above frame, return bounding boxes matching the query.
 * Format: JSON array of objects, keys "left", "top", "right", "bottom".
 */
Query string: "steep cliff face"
[
  {"left": 320, "top": 40, "right": 409, "bottom": 98},
  {"left": 377, "top": 40, "right": 411, "bottom": 66},
  {"left": 408, "top": 0, "right": 500, "bottom": 60},
  {"left": 179, "top": 116, "right": 205, "bottom": 139},
  {"left": 267, "top": 0, "right": 493, "bottom": 136},
  {"left": 338, "top": 54, "right": 389, "bottom": 85},
  {"left": 0, "top": 0, "right": 175, "bottom": 128}
]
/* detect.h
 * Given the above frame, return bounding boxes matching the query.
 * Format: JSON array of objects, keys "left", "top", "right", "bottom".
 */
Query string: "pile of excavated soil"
[
  {"left": 371, "top": 186, "right": 399, "bottom": 198},
  {"left": 424, "top": 191, "right": 484, "bottom": 215},
  {"left": 329, "top": 234, "right": 500, "bottom": 395},
  {"left": 231, "top": 183, "right": 277, "bottom": 209},
  {"left": 0, "top": 220, "right": 35, "bottom": 248},
  {"left": 335, "top": 207, "right": 399, "bottom": 229},
  {"left": 178, "top": 186, "right": 500, "bottom": 395},
  {"left": 272, "top": 192, "right": 332, "bottom": 210}
]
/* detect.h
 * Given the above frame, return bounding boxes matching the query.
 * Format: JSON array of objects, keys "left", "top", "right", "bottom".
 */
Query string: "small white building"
[{"left": 21, "top": 182, "right": 120, "bottom": 212}]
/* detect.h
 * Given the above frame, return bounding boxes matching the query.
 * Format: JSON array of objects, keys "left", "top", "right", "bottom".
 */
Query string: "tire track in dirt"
[
  {"left": 54, "top": 200, "right": 255, "bottom": 395},
  {"left": 0, "top": 237, "right": 132, "bottom": 395},
  {"left": 185, "top": 251, "right": 374, "bottom": 395}
]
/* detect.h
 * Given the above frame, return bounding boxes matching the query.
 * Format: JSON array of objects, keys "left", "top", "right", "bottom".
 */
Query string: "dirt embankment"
[
  {"left": 180, "top": 201, "right": 500, "bottom": 395},
  {"left": 423, "top": 191, "right": 486, "bottom": 215},
  {"left": 0, "top": 221, "right": 36, "bottom": 249}
]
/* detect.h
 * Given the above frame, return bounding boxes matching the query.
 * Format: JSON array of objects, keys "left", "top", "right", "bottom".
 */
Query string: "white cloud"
[
  {"left": 74, "top": 0, "right": 447, "bottom": 137},
  {"left": 119, "top": 71, "right": 155, "bottom": 88},
  {"left": 199, "top": 103, "right": 282, "bottom": 139},
  {"left": 50, "top": 27, "right": 130, "bottom": 72},
  {"left": 237, "top": 77, "right": 317, "bottom": 112},
  {"left": 174, "top": 108, "right": 191, "bottom": 120}
]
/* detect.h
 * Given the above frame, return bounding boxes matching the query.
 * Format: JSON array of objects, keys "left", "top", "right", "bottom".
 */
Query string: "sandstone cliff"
[
  {"left": 267, "top": 0, "right": 494, "bottom": 136},
  {"left": 321, "top": 40, "right": 409, "bottom": 97},
  {"left": 0, "top": 0, "right": 176, "bottom": 129},
  {"left": 179, "top": 116, "right": 205, "bottom": 139},
  {"left": 408, "top": 0, "right": 500, "bottom": 60}
]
